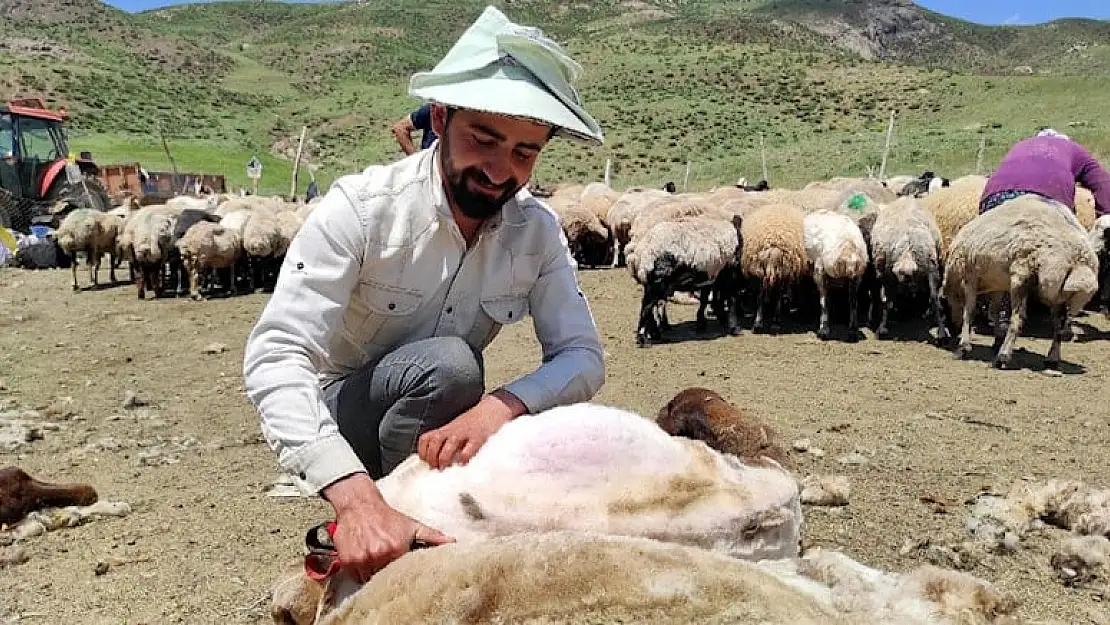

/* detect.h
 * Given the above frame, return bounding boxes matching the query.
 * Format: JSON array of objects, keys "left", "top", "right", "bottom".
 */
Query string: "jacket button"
[
  {"left": 388, "top": 303, "right": 396, "bottom": 310},
  {"left": 507, "top": 311, "right": 513, "bottom": 319},
  {"left": 446, "top": 306, "right": 453, "bottom": 314}
]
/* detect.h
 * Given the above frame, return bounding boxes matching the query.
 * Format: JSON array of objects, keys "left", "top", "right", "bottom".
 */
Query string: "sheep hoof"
[
  {"left": 845, "top": 331, "right": 861, "bottom": 344},
  {"left": 952, "top": 345, "right": 971, "bottom": 360},
  {"left": 71, "top": 285, "right": 79, "bottom": 292},
  {"left": 728, "top": 326, "right": 743, "bottom": 337},
  {"left": 1045, "top": 359, "right": 1061, "bottom": 371},
  {"left": 1060, "top": 326, "right": 1074, "bottom": 342},
  {"left": 875, "top": 326, "right": 890, "bottom": 339},
  {"left": 817, "top": 328, "right": 830, "bottom": 341},
  {"left": 992, "top": 354, "right": 1010, "bottom": 369}
]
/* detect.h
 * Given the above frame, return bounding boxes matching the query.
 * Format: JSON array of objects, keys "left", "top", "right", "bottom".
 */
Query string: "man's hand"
[
  {"left": 417, "top": 389, "right": 528, "bottom": 470},
  {"left": 322, "top": 473, "right": 454, "bottom": 583}
]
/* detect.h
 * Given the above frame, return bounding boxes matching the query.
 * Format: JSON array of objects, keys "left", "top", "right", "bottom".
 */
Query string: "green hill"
[{"left": 2, "top": 0, "right": 1109, "bottom": 195}]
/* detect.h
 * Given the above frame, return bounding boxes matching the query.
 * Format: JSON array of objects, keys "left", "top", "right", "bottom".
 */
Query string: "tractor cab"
[{"left": 0, "top": 98, "right": 109, "bottom": 233}]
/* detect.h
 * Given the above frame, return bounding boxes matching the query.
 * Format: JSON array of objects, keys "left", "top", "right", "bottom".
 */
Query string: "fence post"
[
  {"left": 878, "top": 109, "right": 896, "bottom": 181},
  {"left": 975, "top": 137, "right": 986, "bottom": 175},
  {"left": 759, "top": 133, "right": 768, "bottom": 183},
  {"left": 683, "top": 160, "right": 691, "bottom": 191}
]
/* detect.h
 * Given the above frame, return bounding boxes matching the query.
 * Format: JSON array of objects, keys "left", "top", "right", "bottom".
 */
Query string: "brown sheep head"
[
  {"left": 0, "top": 466, "right": 99, "bottom": 525},
  {"left": 655, "top": 388, "right": 795, "bottom": 472}
]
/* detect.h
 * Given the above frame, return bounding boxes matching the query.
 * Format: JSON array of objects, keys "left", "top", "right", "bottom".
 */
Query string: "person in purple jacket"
[{"left": 979, "top": 128, "right": 1110, "bottom": 219}]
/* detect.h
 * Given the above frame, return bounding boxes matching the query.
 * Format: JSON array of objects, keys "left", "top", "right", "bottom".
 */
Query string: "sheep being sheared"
[
  {"left": 277, "top": 532, "right": 1021, "bottom": 625},
  {"left": 268, "top": 400, "right": 806, "bottom": 624},
  {"left": 803, "top": 209, "right": 869, "bottom": 341},
  {"left": 943, "top": 194, "right": 1099, "bottom": 369}
]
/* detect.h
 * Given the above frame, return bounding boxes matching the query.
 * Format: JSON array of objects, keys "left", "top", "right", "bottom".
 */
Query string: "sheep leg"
[
  {"left": 846, "top": 275, "right": 861, "bottom": 343},
  {"left": 876, "top": 271, "right": 895, "bottom": 339},
  {"left": 71, "top": 256, "right": 80, "bottom": 291},
  {"left": 695, "top": 285, "right": 712, "bottom": 332},
  {"left": 988, "top": 293, "right": 1008, "bottom": 353},
  {"left": 815, "top": 271, "right": 831, "bottom": 340},
  {"left": 772, "top": 281, "right": 786, "bottom": 331},
  {"left": 188, "top": 259, "right": 204, "bottom": 301},
  {"left": 1045, "top": 305, "right": 1068, "bottom": 369},
  {"left": 753, "top": 283, "right": 767, "bottom": 333},
  {"left": 88, "top": 250, "right": 98, "bottom": 287},
  {"left": 953, "top": 281, "right": 976, "bottom": 360},
  {"left": 636, "top": 285, "right": 662, "bottom": 347},
  {"left": 994, "top": 283, "right": 1028, "bottom": 370},
  {"left": 108, "top": 252, "right": 117, "bottom": 284},
  {"left": 928, "top": 267, "right": 949, "bottom": 345}
]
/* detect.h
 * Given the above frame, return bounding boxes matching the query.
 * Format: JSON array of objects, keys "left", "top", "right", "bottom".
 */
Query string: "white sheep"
[
  {"left": 268, "top": 400, "right": 806, "bottom": 624},
  {"left": 545, "top": 193, "right": 612, "bottom": 268},
  {"left": 241, "top": 207, "right": 284, "bottom": 291},
  {"left": 803, "top": 209, "right": 869, "bottom": 341},
  {"left": 869, "top": 196, "right": 948, "bottom": 342},
  {"left": 943, "top": 194, "right": 1100, "bottom": 369},
  {"left": 54, "top": 208, "right": 122, "bottom": 291},
  {"left": 1088, "top": 215, "right": 1110, "bottom": 313},
  {"left": 174, "top": 221, "right": 241, "bottom": 300},
  {"left": 627, "top": 215, "right": 744, "bottom": 345},
  {"left": 280, "top": 531, "right": 1020, "bottom": 625},
  {"left": 740, "top": 203, "right": 810, "bottom": 332},
  {"left": 117, "top": 204, "right": 181, "bottom": 299},
  {"left": 607, "top": 188, "right": 679, "bottom": 267}
]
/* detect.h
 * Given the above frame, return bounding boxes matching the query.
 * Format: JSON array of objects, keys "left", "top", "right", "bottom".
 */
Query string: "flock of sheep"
[
  {"left": 544, "top": 170, "right": 1110, "bottom": 369},
  {"left": 52, "top": 192, "right": 320, "bottom": 300}
]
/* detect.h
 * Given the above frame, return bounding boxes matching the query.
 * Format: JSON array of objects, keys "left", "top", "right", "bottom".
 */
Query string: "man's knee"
[
  {"left": 420, "top": 336, "right": 485, "bottom": 412},
  {"left": 376, "top": 335, "right": 485, "bottom": 427}
]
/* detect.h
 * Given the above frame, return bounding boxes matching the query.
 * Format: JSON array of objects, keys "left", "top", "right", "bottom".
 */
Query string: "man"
[
  {"left": 242, "top": 5, "right": 606, "bottom": 583},
  {"left": 392, "top": 103, "right": 438, "bottom": 155},
  {"left": 979, "top": 127, "right": 1110, "bottom": 219}
]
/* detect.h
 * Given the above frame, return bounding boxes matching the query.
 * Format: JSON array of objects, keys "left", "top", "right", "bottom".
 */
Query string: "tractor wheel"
[
  {"left": 41, "top": 174, "right": 112, "bottom": 229},
  {"left": 48, "top": 174, "right": 111, "bottom": 213},
  {"left": 0, "top": 188, "right": 13, "bottom": 231}
]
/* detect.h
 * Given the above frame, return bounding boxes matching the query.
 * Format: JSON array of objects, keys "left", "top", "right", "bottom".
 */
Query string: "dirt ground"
[{"left": 2, "top": 263, "right": 1110, "bottom": 625}]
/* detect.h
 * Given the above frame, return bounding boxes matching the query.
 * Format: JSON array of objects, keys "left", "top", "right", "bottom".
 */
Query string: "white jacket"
[{"left": 242, "top": 147, "right": 605, "bottom": 494}]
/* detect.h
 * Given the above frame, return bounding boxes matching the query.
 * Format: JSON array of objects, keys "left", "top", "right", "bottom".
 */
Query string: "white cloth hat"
[
  {"left": 1036, "top": 127, "right": 1071, "bottom": 141},
  {"left": 408, "top": 5, "right": 604, "bottom": 146}
]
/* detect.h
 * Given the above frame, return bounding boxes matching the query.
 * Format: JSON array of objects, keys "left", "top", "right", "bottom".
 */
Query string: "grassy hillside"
[{"left": 1, "top": 0, "right": 1109, "bottom": 196}]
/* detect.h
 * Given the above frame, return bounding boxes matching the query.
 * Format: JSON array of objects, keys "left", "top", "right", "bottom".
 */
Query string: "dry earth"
[{"left": 2, "top": 264, "right": 1110, "bottom": 624}]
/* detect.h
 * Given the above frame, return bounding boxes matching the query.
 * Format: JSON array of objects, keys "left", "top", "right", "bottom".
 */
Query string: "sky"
[{"left": 102, "top": 0, "right": 1110, "bottom": 25}]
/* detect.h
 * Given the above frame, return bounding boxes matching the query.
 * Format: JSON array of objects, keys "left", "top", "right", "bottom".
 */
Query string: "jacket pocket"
[
  {"left": 346, "top": 279, "right": 425, "bottom": 349},
  {"left": 471, "top": 293, "right": 529, "bottom": 348}
]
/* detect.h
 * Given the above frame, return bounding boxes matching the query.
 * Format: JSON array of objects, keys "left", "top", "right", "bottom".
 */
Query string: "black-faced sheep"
[
  {"left": 627, "top": 215, "right": 744, "bottom": 346},
  {"left": 943, "top": 194, "right": 1099, "bottom": 369}
]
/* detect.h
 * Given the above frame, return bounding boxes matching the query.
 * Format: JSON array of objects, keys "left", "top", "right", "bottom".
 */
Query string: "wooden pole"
[
  {"left": 878, "top": 110, "right": 896, "bottom": 181},
  {"left": 604, "top": 157, "right": 611, "bottom": 187},
  {"left": 683, "top": 160, "right": 691, "bottom": 191},
  {"left": 290, "top": 125, "right": 308, "bottom": 199},
  {"left": 976, "top": 137, "right": 986, "bottom": 175},
  {"left": 759, "top": 133, "right": 768, "bottom": 182},
  {"left": 157, "top": 123, "right": 181, "bottom": 192}
]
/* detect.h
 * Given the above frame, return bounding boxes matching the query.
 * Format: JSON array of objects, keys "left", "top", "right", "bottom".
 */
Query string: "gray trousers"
[{"left": 323, "top": 336, "right": 485, "bottom": 479}]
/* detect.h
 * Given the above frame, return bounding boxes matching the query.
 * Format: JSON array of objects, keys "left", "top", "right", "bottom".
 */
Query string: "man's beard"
[{"left": 440, "top": 136, "right": 524, "bottom": 220}]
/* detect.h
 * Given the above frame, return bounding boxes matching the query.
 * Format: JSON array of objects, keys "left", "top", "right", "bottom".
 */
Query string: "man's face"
[{"left": 432, "top": 105, "right": 552, "bottom": 220}]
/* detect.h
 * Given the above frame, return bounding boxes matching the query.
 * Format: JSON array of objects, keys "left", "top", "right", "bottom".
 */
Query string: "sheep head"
[{"left": 656, "top": 387, "right": 795, "bottom": 472}]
